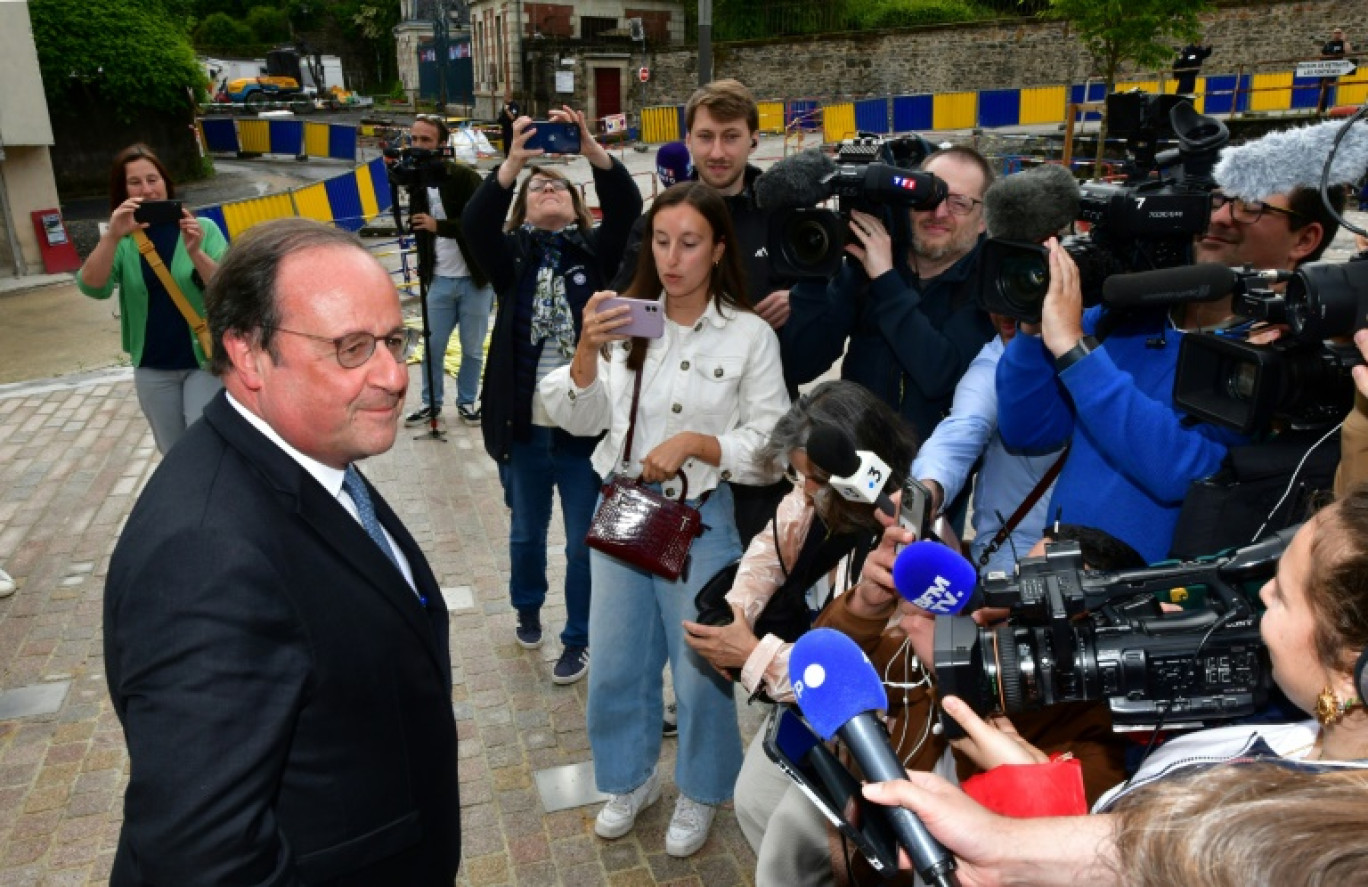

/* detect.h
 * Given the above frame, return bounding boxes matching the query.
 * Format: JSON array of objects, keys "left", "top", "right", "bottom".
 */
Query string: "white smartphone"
[{"left": 599, "top": 296, "right": 665, "bottom": 339}]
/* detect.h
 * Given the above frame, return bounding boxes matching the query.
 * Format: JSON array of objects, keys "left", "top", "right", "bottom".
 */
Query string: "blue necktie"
[{"left": 343, "top": 466, "right": 402, "bottom": 571}]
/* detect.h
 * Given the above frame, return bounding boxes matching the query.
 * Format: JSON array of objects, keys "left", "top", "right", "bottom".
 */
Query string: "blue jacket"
[{"left": 996, "top": 306, "right": 1248, "bottom": 563}]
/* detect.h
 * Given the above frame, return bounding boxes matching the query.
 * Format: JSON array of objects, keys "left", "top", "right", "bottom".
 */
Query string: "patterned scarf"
[{"left": 525, "top": 224, "right": 579, "bottom": 358}]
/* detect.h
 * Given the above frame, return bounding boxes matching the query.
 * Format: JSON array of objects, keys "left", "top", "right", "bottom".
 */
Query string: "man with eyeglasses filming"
[
  {"left": 995, "top": 129, "right": 1345, "bottom": 564},
  {"left": 103, "top": 218, "right": 461, "bottom": 885},
  {"left": 783, "top": 146, "right": 998, "bottom": 514}
]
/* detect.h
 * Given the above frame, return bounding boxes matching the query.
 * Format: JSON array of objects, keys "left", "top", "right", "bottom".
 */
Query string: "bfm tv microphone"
[
  {"left": 805, "top": 426, "right": 897, "bottom": 518},
  {"left": 891, "top": 541, "right": 983, "bottom": 617},
  {"left": 984, "top": 163, "right": 1080, "bottom": 243},
  {"left": 790, "top": 629, "right": 960, "bottom": 887},
  {"left": 753, "top": 148, "right": 839, "bottom": 211}
]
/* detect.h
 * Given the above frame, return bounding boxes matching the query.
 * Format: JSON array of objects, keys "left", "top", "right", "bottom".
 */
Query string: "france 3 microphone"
[
  {"left": 790, "top": 628, "right": 960, "bottom": 887},
  {"left": 805, "top": 426, "right": 897, "bottom": 518}
]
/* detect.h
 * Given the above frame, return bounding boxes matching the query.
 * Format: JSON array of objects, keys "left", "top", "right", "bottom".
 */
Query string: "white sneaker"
[
  {"left": 0, "top": 568, "right": 14, "bottom": 599},
  {"left": 665, "top": 795, "right": 716, "bottom": 858},
  {"left": 594, "top": 768, "right": 661, "bottom": 839}
]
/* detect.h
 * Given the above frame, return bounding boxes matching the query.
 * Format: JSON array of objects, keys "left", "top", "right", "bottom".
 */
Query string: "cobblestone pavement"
[{"left": 0, "top": 365, "right": 764, "bottom": 886}]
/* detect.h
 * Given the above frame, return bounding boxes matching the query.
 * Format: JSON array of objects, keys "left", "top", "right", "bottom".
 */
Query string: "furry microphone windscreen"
[
  {"left": 984, "top": 163, "right": 1080, "bottom": 242},
  {"left": 1214, "top": 118, "right": 1368, "bottom": 202},
  {"left": 753, "top": 148, "right": 838, "bottom": 211},
  {"left": 655, "top": 141, "right": 693, "bottom": 188},
  {"left": 789, "top": 628, "right": 888, "bottom": 741}
]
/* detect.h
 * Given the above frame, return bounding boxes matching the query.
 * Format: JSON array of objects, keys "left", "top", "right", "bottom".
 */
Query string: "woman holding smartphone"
[
  {"left": 540, "top": 182, "right": 790, "bottom": 857},
  {"left": 77, "top": 143, "right": 226, "bottom": 455},
  {"left": 461, "top": 107, "right": 642, "bottom": 685}
]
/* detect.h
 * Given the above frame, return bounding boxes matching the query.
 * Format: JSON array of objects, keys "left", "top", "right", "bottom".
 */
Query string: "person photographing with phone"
[
  {"left": 461, "top": 106, "right": 641, "bottom": 684},
  {"left": 540, "top": 182, "right": 789, "bottom": 857},
  {"left": 77, "top": 143, "right": 227, "bottom": 454}
]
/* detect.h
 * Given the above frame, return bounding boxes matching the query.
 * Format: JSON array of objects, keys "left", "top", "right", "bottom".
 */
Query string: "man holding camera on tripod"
[
  {"left": 995, "top": 130, "right": 1345, "bottom": 564},
  {"left": 403, "top": 114, "right": 494, "bottom": 428}
]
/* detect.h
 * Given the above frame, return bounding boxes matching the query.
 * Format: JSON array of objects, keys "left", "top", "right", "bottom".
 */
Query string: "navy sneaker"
[
  {"left": 404, "top": 405, "right": 440, "bottom": 427},
  {"left": 515, "top": 610, "right": 543, "bottom": 649},
  {"left": 662, "top": 701, "right": 678, "bottom": 737},
  {"left": 552, "top": 646, "right": 589, "bottom": 685}
]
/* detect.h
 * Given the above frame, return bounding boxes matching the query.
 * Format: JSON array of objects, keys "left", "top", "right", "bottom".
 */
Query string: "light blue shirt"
[{"left": 911, "top": 337, "right": 1064, "bottom": 576}]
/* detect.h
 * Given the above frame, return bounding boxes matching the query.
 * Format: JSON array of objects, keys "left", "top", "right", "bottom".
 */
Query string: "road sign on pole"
[
  {"left": 639, "top": 67, "right": 650, "bottom": 83},
  {"left": 1295, "top": 59, "right": 1357, "bottom": 78}
]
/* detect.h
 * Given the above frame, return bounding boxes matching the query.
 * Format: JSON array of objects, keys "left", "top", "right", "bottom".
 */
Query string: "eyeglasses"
[
  {"left": 527, "top": 179, "right": 570, "bottom": 194},
  {"left": 1210, "top": 192, "right": 1305, "bottom": 225},
  {"left": 265, "top": 326, "right": 419, "bottom": 369},
  {"left": 939, "top": 193, "right": 983, "bottom": 216}
]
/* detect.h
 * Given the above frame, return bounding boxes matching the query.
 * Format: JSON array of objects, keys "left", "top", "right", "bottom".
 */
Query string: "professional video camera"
[
  {"left": 755, "top": 134, "right": 947, "bottom": 278},
  {"left": 933, "top": 527, "right": 1293, "bottom": 735},
  {"left": 1170, "top": 256, "right": 1368, "bottom": 433},
  {"left": 979, "top": 93, "right": 1228, "bottom": 322},
  {"left": 383, "top": 145, "right": 452, "bottom": 189}
]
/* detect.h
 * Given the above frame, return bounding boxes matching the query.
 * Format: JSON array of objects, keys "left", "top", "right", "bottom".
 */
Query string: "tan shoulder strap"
[{"left": 132, "top": 228, "right": 213, "bottom": 359}]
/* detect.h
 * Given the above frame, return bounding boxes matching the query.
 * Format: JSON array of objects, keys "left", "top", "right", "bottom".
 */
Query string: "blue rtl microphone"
[
  {"left": 790, "top": 629, "right": 960, "bottom": 887},
  {"left": 891, "top": 541, "right": 983, "bottom": 616}
]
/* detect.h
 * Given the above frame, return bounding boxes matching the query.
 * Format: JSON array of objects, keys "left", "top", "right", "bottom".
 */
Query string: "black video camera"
[
  {"left": 979, "top": 94, "right": 1226, "bottom": 322},
  {"left": 769, "top": 135, "right": 945, "bottom": 278},
  {"left": 384, "top": 145, "right": 452, "bottom": 189},
  {"left": 932, "top": 528, "right": 1293, "bottom": 737},
  {"left": 1173, "top": 257, "right": 1368, "bottom": 433}
]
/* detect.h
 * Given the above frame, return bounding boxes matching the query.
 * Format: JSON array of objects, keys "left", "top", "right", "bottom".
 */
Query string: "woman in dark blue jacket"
[{"left": 462, "top": 108, "right": 642, "bottom": 684}]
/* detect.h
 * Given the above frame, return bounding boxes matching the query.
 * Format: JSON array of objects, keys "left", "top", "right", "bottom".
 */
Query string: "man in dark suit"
[{"left": 104, "top": 218, "right": 460, "bottom": 886}]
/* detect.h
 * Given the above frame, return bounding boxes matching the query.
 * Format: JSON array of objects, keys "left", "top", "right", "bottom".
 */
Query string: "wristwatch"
[{"left": 1054, "top": 335, "right": 1099, "bottom": 374}]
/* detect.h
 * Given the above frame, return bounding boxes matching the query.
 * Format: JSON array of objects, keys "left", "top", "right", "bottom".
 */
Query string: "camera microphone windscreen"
[
  {"left": 891, "top": 541, "right": 982, "bottom": 616},
  {"left": 984, "top": 163, "right": 1080, "bottom": 243},
  {"left": 1101, "top": 262, "right": 1239, "bottom": 308},
  {"left": 754, "top": 148, "right": 838, "bottom": 211},
  {"left": 1214, "top": 118, "right": 1368, "bottom": 202}
]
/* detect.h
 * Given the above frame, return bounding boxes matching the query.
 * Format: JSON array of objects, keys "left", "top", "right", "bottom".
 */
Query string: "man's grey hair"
[{"left": 205, "top": 219, "right": 369, "bottom": 376}]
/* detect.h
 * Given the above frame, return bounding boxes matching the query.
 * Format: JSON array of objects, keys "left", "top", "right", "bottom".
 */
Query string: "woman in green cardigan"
[{"left": 77, "top": 143, "right": 227, "bottom": 454}]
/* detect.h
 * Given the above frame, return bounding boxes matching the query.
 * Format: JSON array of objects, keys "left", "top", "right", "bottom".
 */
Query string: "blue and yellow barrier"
[
  {"left": 192, "top": 158, "right": 394, "bottom": 241},
  {"left": 195, "top": 119, "right": 359, "bottom": 161}
]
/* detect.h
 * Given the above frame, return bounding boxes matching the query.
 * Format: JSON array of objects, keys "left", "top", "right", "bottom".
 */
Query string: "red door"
[{"left": 595, "top": 67, "right": 621, "bottom": 118}]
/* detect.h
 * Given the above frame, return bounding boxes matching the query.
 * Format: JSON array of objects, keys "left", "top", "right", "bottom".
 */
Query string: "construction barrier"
[
  {"left": 195, "top": 118, "right": 359, "bottom": 161},
  {"left": 192, "top": 156, "right": 393, "bottom": 241}
]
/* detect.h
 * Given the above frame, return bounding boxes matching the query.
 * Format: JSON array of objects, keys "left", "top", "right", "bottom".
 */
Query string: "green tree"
[
  {"left": 1041, "top": 0, "right": 1210, "bottom": 171},
  {"left": 193, "top": 11, "right": 255, "bottom": 49},
  {"left": 245, "top": 6, "right": 291, "bottom": 43},
  {"left": 31, "top": 0, "right": 208, "bottom": 120}
]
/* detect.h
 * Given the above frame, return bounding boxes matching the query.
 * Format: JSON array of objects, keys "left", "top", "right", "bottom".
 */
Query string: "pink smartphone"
[{"left": 599, "top": 296, "right": 665, "bottom": 339}]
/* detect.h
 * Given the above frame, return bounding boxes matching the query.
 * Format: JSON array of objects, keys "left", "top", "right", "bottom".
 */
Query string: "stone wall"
[{"left": 641, "top": 0, "right": 1360, "bottom": 108}]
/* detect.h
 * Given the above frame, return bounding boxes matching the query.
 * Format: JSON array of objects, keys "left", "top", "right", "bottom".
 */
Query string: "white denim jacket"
[{"left": 539, "top": 297, "right": 790, "bottom": 498}]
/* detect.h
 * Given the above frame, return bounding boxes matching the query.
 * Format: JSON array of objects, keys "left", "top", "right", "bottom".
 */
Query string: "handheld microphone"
[
  {"left": 656, "top": 141, "right": 693, "bottom": 188},
  {"left": 984, "top": 163, "right": 1080, "bottom": 243},
  {"left": 806, "top": 426, "right": 896, "bottom": 518},
  {"left": 1101, "top": 262, "right": 1239, "bottom": 309},
  {"left": 891, "top": 541, "right": 983, "bottom": 616},
  {"left": 791, "top": 629, "right": 960, "bottom": 887},
  {"left": 754, "top": 148, "right": 839, "bottom": 211}
]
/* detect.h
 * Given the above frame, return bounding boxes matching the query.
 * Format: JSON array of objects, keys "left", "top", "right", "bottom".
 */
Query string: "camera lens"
[
  {"left": 1223, "top": 363, "right": 1258, "bottom": 402},
  {"left": 785, "top": 216, "right": 832, "bottom": 266},
  {"left": 995, "top": 253, "right": 1049, "bottom": 316}
]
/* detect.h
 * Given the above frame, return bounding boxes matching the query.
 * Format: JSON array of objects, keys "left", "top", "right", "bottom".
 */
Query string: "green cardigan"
[{"left": 77, "top": 218, "right": 228, "bottom": 367}]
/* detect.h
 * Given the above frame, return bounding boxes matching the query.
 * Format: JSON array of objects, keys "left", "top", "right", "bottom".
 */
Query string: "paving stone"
[{"left": 0, "top": 683, "right": 69, "bottom": 721}]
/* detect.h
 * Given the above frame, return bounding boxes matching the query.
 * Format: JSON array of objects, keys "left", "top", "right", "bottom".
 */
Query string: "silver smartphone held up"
[{"left": 599, "top": 296, "right": 665, "bottom": 339}]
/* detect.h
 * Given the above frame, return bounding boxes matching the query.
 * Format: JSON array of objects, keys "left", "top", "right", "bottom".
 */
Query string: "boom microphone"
[
  {"left": 754, "top": 148, "right": 838, "bottom": 211},
  {"left": 1101, "top": 262, "right": 1239, "bottom": 308},
  {"left": 891, "top": 541, "right": 982, "bottom": 616},
  {"left": 984, "top": 163, "right": 1080, "bottom": 243},
  {"left": 790, "top": 629, "right": 960, "bottom": 887},
  {"left": 1214, "top": 118, "right": 1368, "bottom": 202},
  {"left": 806, "top": 426, "right": 897, "bottom": 517}
]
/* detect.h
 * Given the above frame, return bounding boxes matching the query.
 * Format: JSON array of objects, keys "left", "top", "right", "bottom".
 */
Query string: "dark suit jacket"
[{"left": 105, "top": 393, "right": 460, "bottom": 886}]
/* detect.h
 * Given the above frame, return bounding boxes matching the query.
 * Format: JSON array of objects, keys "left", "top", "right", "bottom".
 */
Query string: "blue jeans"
[
  {"left": 499, "top": 427, "right": 599, "bottom": 648},
  {"left": 587, "top": 483, "right": 744, "bottom": 804},
  {"left": 419, "top": 275, "right": 493, "bottom": 408}
]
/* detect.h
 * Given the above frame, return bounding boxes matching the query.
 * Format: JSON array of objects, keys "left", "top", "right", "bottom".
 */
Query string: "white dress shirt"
[{"left": 539, "top": 297, "right": 790, "bottom": 498}]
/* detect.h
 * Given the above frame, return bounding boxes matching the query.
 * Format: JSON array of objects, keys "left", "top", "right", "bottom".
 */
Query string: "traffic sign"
[
  {"left": 1295, "top": 59, "right": 1357, "bottom": 78},
  {"left": 638, "top": 66, "right": 650, "bottom": 83}
]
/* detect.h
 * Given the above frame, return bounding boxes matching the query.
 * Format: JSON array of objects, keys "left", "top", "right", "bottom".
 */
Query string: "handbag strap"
[
  {"left": 616, "top": 366, "right": 708, "bottom": 506},
  {"left": 978, "top": 443, "right": 1070, "bottom": 568},
  {"left": 132, "top": 228, "right": 212, "bottom": 357}
]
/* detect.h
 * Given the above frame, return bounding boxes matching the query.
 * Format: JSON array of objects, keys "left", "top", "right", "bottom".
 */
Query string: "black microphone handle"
[
  {"left": 839, "top": 713, "right": 960, "bottom": 887},
  {"left": 874, "top": 492, "right": 898, "bottom": 519}
]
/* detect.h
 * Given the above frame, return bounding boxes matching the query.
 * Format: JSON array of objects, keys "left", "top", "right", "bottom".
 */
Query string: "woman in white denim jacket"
[{"left": 540, "top": 182, "right": 789, "bottom": 857}]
